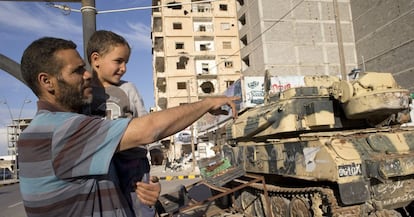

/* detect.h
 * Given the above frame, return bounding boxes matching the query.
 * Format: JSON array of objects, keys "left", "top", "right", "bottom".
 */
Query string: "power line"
[
  {"left": 47, "top": 0, "right": 223, "bottom": 14},
  {"left": 47, "top": 0, "right": 306, "bottom": 74}
]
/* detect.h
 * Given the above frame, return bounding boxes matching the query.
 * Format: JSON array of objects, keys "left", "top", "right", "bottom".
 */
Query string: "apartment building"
[{"left": 151, "top": 0, "right": 242, "bottom": 111}]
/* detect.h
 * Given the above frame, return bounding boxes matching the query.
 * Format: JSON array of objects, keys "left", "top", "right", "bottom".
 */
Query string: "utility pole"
[
  {"left": 187, "top": 80, "right": 196, "bottom": 172},
  {"left": 333, "top": 0, "right": 347, "bottom": 80},
  {"left": 81, "top": 0, "right": 96, "bottom": 70}
]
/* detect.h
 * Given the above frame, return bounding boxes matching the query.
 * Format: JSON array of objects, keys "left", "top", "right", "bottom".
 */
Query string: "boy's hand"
[{"left": 135, "top": 176, "right": 161, "bottom": 206}]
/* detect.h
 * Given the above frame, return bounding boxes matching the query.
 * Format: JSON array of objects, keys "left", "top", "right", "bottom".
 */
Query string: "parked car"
[
  {"left": 0, "top": 168, "right": 13, "bottom": 180},
  {"left": 177, "top": 131, "right": 192, "bottom": 143}
]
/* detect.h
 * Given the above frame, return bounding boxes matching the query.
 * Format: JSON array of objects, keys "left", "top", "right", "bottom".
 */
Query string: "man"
[{"left": 18, "top": 37, "right": 238, "bottom": 217}]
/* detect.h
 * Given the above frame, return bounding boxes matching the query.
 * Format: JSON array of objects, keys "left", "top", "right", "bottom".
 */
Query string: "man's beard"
[{"left": 56, "top": 79, "right": 92, "bottom": 112}]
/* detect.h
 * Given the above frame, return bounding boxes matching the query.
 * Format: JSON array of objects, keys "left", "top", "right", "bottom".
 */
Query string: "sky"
[{"left": 0, "top": 0, "right": 155, "bottom": 155}]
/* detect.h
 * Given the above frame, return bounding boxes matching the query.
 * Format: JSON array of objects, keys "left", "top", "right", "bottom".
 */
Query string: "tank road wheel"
[
  {"left": 241, "top": 191, "right": 257, "bottom": 216},
  {"left": 271, "top": 196, "right": 289, "bottom": 217},
  {"left": 289, "top": 197, "right": 312, "bottom": 217},
  {"left": 254, "top": 194, "right": 265, "bottom": 217}
]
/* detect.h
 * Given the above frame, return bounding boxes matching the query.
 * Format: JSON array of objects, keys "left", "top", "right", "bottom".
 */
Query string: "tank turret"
[{"left": 226, "top": 72, "right": 411, "bottom": 143}]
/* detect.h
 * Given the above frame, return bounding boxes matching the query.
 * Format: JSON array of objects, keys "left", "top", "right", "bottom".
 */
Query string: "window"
[
  {"left": 167, "top": 1, "right": 182, "bottom": 9},
  {"left": 177, "top": 82, "right": 187, "bottom": 89},
  {"left": 153, "top": 17, "right": 163, "bottom": 32},
  {"left": 224, "top": 61, "right": 233, "bottom": 68},
  {"left": 202, "top": 63, "right": 209, "bottom": 73},
  {"left": 173, "top": 22, "right": 182, "bottom": 29},
  {"left": 177, "top": 62, "right": 185, "bottom": 69},
  {"left": 199, "top": 25, "right": 206, "bottom": 32},
  {"left": 154, "top": 37, "right": 164, "bottom": 51},
  {"left": 226, "top": 80, "right": 235, "bottom": 88},
  {"left": 221, "top": 22, "right": 230, "bottom": 30},
  {"left": 194, "top": 4, "right": 211, "bottom": 12},
  {"left": 176, "top": 56, "right": 189, "bottom": 69},
  {"left": 175, "top": 42, "right": 184, "bottom": 49},
  {"left": 219, "top": 4, "right": 228, "bottom": 11},
  {"left": 200, "top": 44, "right": 208, "bottom": 51},
  {"left": 223, "top": 41, "right": 232, "bottom": 49}
]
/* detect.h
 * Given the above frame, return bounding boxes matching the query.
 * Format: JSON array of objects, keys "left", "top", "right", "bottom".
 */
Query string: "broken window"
[
  {"left": 200, "top": 81, "right": 214, "bottom": 94},
  {"left": 176, "top": 56, "right": 189, "bottom": 69}
]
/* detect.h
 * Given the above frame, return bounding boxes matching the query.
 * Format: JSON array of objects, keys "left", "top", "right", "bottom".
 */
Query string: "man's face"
[{"left": 54, "top": 49, "right": 93, "bottom": 111}]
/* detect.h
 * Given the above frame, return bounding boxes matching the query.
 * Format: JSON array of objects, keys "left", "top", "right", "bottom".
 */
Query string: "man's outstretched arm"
[{"left": 119, "top": 96, "right": 239, "bottom": 151}]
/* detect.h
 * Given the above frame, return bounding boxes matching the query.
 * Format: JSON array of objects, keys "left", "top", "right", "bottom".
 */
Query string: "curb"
[
  {"left": 0, "top": 179, "right": 19, "bottom": 187},
  {"left": 159, "top": 174, "right": 201, "bottom": 181}
]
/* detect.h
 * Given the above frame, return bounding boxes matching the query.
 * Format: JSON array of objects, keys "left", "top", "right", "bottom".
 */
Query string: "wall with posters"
[{"left": 243, "top": 75, "right": 305, "bottom": 107}]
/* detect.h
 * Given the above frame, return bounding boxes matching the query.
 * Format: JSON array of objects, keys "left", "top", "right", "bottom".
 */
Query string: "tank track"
[
  {"left": 232, "top": 181, "right": 405, "bottom": 217},
  {"left": 232, "top": 181, "right": 365, "bottom": 217}
]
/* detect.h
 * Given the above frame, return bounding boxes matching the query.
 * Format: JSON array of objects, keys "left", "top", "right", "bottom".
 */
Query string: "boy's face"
[{"left": 93, "top": 44, "right": 130, "bottom": 87}]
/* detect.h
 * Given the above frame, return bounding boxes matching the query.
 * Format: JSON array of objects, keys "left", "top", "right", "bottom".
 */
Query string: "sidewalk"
[
  {"left": 151, "top": 164, "right": 201, "bottom": 181},
  {"left": 0, "top": 178, "right": 19, "bottom": 186}
]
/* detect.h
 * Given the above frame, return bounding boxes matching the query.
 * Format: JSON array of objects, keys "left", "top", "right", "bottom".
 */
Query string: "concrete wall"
[
  {"left": 350, "top": 0, "right": 414, "bottom": 92},
  {"left": 238, "top": 0, "right": 357, "bottom": 78}
]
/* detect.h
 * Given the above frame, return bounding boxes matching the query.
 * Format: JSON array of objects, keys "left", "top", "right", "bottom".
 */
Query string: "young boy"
[{"left": 86, "top": 30, "right": 157, "bottom": 217}]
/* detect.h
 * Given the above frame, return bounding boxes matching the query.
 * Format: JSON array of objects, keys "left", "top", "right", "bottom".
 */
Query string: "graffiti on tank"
[
  {"left": 382, "top": 194, "right": 414, "bottom": 206},
  {"left": 376, "top": 181, "right": 404, "bottom": 194},
  {"left": 338, "top": 163, "right": 362, "bottom": 177},
  {"left": 282, "top": 144, "right": 303, "bottom": 174}
]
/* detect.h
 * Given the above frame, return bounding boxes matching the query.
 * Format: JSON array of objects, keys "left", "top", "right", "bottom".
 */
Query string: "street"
[{"left": 0, "top": 184, "right": 26, "bottom": 217}]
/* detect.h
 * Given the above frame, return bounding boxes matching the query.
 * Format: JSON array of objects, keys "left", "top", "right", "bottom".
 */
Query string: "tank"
[{"left": 213, "top": 72, "right": 414, "bottom": 216}]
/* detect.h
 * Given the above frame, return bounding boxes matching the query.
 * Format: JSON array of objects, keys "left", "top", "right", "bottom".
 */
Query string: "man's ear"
[{"left": 38, "top": 72, "right": 54, "bottom": 92}]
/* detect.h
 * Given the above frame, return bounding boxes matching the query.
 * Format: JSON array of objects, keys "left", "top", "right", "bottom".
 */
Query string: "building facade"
[
  {"left": 6, "top": 118, "right": 31, "bottom": 177},
  {"left": 236, "top": 0, "right": 358, "bottom": 78},
  {"left": 151, "top": 0, "right": 242, "bottom": 110},
  {"left": 350, "top": 0, "right": 414, "bottom": 92}
]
